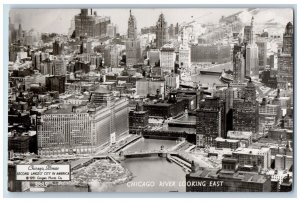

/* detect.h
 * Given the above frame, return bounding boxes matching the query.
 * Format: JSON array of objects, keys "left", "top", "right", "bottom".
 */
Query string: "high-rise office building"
[
  {"left": 233, "top": 52, "right": 245, "bottom": 83},
  {"left": 160, "top": 43, "right": 176, "bottom": 72},
  {"left": 156, "top": 13, "right": 169, "bottom": 49},
  {"left": 196, "top": 97, "right": 226, "bottom": 146},
  {"left": 233, "top": 79, "right": 259, "bottom": 134},
  {"left": 52, "top": 39, "right": 64, "bottom": 56},
  {"left": 126, "top": 10, "right": 141, "bottom": 66},
  {"left": 245, "top": 17, "right": 259, "bottom": 77},
  {"left": 74, "top": 9, "right": 111, "bottom": 38},
  {"left": 282, "top": 22, "right": 293, "bottom": 55},
  {"left": 256, "top": 40, "right": 268, "bottom": 69},
  {"left": 178, "top": 44, "right": 191, "bottom": 71},
  {"left": 278, "top": 22, "right": 293, "bottom": 89}
]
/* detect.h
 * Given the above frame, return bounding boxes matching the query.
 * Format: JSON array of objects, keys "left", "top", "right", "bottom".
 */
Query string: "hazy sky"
[{"left": 9, "top": 8, "right": 293, "bottom": 35}]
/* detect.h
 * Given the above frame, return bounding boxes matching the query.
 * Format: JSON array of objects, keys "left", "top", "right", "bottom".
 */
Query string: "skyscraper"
[
  {"left": 126, "top": 10, "right": 141, "bottom": 66},
  {"left": 277, "top": 22, "right": 293, "bottom": 89},
  {"left": 196, "top": 97, "right": 226, "bottom": 147},
  {"left": 233, "top": 52, "right": 245, "bottom": 83},
  {"left": 233, "top": 79, "right": 259, "bottom": 134},
  {"left": 282, "top": 22, "right": 293, "bottom": 55},
  {"left": 74, "top": 9, "right": 111, "bottom": 38},
  {"left": 127, "top": 10, "right": 137, "bottom": 39},
  {"left": 178, "top": 44, "right": 191, "bottom": 71},
  {"left": 245, "top": 17, "right": 259, "bottom": 77},
  {"left": 156, "top": 13, "right": 169, "bottom": 49},
  {"left": 53, "top": 39, "right": 64, "bottom": 56},
  {"left": 256, "top": 40, "right": 268, "bottom": 69}
]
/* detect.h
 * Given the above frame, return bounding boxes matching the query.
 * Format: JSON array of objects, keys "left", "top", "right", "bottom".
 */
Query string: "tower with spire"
[
  {"left": 277, "top": 22, "right": 293, "bottom": 89},
  {"left": 282, "top": 22, "right": 293, "bottom": 55},
  {"left": 156, "top": 13, "right": 169, "bottom": 49},
  {"left": 125, "top": 10, "right": 141, "bottom": 66},
  {"left": 245, "top": 16, "right": 259, "bottom": 77},
  {"left": 127, "top": 9, "right": 137, "bottom": 39}
]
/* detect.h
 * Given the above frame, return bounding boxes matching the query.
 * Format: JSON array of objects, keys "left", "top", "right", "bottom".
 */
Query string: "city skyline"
[
  {"left": 10, "top": 8, "right": 293, "bottom": 35},
  {"left": 7, "top": 6, "right": 294, "bottom": 193}
]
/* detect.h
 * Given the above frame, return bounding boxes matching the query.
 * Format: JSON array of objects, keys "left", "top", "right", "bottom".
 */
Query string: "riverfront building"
[
  {"left": 196, "top": 97, "right": 226, "bottom": 147},
  {"left": 37, "top": 87, "right": 129, "bottom": 155},
  {"left": 186, "top": 158, "right": 272, "bottom": 192},
  {"left": 232, "top": 147, "right": 272, "bottom": 170},
  {"left": 129, "top": 104, "right": 149, "bottom": 134}
]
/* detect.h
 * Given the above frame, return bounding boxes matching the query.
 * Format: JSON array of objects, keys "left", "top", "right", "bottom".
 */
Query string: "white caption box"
[{"left": 16, "top": 165, "right": 71, "bottom": 181}]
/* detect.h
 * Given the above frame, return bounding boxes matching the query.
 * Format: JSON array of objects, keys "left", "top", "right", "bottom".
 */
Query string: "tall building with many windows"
[
  {"left": 156, "top": 13, "right": 169, "bottom": 49},
  {"left": 160, "top": 43, "right": 175, "bottom": 72},
  {"left": 126, "top": 10, "right": 141, "bottom": 66},
  {"left": 233, "top": 52, "right": 245, "bottom": 83},
  {"left": 178, "top": 44, "right": 191, "bottom": 71},
  {"left": 245, "top": 17, "right": 259, "bottom": 77},
  {"left": 74, "top": 9, "right": 111, "bottom": 38},
  {"left": 37, "top": 87, "right": 129, "bottom": 156},
  {"left": 278, "top": 22, "right": 293, "bottom": 89},
  {"left": 196, "top": 97, "right": 225, "bottom": 147},
  {"left": 233, "top": 79, "right": 259, "bottom": 134}
]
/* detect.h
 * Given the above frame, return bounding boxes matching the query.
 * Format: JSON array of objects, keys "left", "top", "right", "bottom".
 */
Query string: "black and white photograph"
[{"left": 5, "top": 5, "right": 295, "bottom": 194}]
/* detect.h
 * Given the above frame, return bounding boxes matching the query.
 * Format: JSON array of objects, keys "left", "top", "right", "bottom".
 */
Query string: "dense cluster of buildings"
[{"left": 8, "top": 9, "right": 294, "bottom": 193}]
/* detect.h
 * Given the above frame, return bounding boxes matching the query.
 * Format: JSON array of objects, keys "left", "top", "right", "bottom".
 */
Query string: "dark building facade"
[
  {"left": 129, "top": 104, "right": 149, "bottom": 134},
  {"left": 75, "top": 9, "right": 111, "bottom": 38},
  {"left": 233, "top": 80, "right": 259, "bottom": 134},
  {"left": 196, "top": 97, "right": 226, "bottom": 146},
  {"left": 52, "top": 39, "right": 64, "bottom": 56},
  {"left": 143, "top": 92, "right": 188, "bottom": 118},
  {"left": 278, "top": 22, "right": 293, "bottom": 89},
  {"left": 46, "top": 75, "right": 66, "bottom": 94},
  {"left": 156, "top": 13, "right": 169, "bottom": 49}
]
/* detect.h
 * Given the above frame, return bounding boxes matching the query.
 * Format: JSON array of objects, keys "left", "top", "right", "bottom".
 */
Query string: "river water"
[{"left": 112, "top": 138, "right": 187, "bottom": 192}]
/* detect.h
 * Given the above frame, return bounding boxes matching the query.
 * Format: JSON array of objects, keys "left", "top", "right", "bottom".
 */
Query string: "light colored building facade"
[
  {"left": 148, "top": 49, "right": 160, "bottom": 67},
  {"left": 136, "top": 79, "right": 165, "bottom": 98},
  {"left": 160, "top": 44, "right": 175, "bottom": 72},
  {"left": 232, "top": 147, "right": 271, "bottom": 170},
  {"left": 37, "top": 97, "right": 129, "bottom": 156},
  {"left": 178, "top": 44, "right": 191, "bottom": 71},
  {"left": 245, "top": 17, "right": 259, "bottom": 77},
  {"left": 233, "top": 52, "right": 245, "bottom": 83}
]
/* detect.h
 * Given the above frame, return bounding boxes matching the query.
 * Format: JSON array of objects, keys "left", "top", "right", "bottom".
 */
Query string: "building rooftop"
[
  {"left": 44, "top": 104, "right": 89, "bottom": 114},
  {"left": 233, "top": 147, "right": 270, "bottom": 155},
  {"left": 215, "top": 137, "right": 239, "bottom": 143},
  {"left": 227, "top": 131, "right": 253, "bottom": 139},
  {"left": 94, "top": 86, "right": 111, "bottom": 94},
  {"left": 189, "top": 168, "right": 268, "bottom": 183}
]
